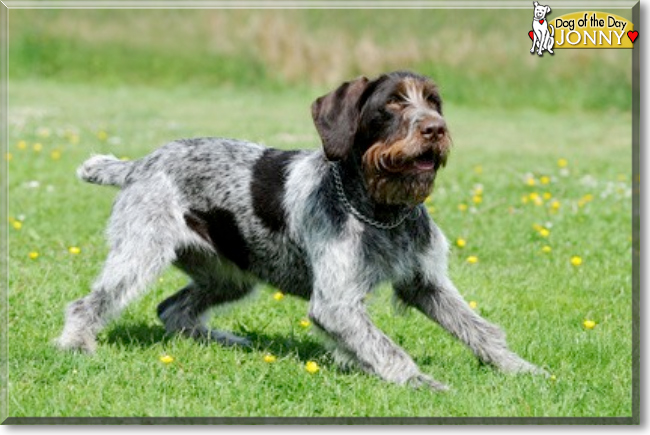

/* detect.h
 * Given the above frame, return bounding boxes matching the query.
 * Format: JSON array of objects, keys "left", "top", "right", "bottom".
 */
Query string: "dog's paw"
[
  {"left": 206, "top": 329, "right": 252, "bottom": 347},
  {"left": 407, "top": 373, "right": 450, "bottom": 392},
  {"left": 494, "top": 352, "right": 549, "bottom": 377},
  {"left": 54, "top": 333, "right": 97, "bottom": 354},
  {"left": 530, "top": 48, "right": 535, "bottom": 53}
]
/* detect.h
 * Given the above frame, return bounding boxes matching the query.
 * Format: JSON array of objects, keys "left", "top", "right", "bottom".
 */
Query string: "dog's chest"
[
  {"left": 359, "top": 220, "right": 430, "bottom": 282},
  {"left": 533, "top": 20, "right": 548, "bottom": 30}
]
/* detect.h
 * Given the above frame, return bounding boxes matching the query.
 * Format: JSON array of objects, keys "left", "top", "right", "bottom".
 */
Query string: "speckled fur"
[{"left": 57, "top": 71, "right": 546, "bottom": 390}]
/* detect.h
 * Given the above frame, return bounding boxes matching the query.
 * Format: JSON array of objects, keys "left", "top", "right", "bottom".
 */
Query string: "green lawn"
[{"left": 6, "top": 80, "right": 632, "bottom": 418}]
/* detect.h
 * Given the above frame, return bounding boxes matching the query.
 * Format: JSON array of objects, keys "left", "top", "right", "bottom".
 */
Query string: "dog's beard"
[
  {"left": 362, "top": 140, "right": 447, "bottom": 205},
  {"left": 364, "top": 170, "right": 435, "bottom": 205}
]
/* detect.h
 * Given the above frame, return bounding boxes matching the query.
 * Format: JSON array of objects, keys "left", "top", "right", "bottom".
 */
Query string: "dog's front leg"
[
  {"left": 396, "top": 274, "right": 546, "bottom": 375},
  {"left": 309, "top": 296, "right": 448, "bottom": 390},
  {"left": 395, "top": 228, "right": 547, "bottom": 376},
  {"left": 536, "top": 29, "right": 546, "bottom": 55},
  {"left": 306, "top": 238, "right": 448, "bottom": 390}
]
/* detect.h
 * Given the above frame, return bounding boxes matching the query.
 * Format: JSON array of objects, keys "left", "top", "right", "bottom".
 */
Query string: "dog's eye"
[
  {"left": 426, "top": 94, "right": 440, "bottom": 105},
  {"left": 426, "top": 94, "right": 442, "bottom": 111},
  {"left": 385, "top": 96, "right": 404, "bottom": 108}
]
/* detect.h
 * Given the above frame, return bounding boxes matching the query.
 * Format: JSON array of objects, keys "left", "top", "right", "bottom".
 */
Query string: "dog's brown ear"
[{"left": 311, "top": 76, "right": 369, "bottom": 161}]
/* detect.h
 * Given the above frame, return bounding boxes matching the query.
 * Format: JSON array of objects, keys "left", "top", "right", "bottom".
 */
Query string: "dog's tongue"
[{"left": 414, "top": 160, "right": 435, "bottom": 171}]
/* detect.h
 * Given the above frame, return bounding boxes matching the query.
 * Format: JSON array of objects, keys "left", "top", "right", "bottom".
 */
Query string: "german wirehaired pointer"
[{"left": 57, "top": 71, "right": 545, "bottom": 390}]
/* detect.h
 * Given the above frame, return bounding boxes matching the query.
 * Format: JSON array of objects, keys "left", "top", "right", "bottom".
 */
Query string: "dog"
[
  {"left": 57, "top": 71, "right": 546, "bottom": 390},
  {"left": 531, "top": 1, "right": 555, "bottom": 56}
]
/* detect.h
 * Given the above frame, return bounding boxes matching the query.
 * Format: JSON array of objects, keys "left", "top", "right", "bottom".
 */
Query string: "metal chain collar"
[{"left": 330, "top": 162, "right": 416, "bottom": 230}]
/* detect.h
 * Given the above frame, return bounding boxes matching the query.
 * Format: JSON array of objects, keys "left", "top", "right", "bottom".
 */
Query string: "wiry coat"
[{"left": 58, "top": 71, "right": 546, "bottom": 390}]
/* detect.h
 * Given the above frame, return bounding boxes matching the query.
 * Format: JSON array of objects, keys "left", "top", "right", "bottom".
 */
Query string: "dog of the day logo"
[{"left": 528, "top": 2, "right": 637, "bottom": 56}]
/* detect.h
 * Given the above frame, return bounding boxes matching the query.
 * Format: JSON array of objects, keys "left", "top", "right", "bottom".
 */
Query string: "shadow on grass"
[
  {"left": 105, "top": 322, "right": 170, "bottom": 349},
  {"left": 104, "top": 321, "right": 329, "bottom": 363}
]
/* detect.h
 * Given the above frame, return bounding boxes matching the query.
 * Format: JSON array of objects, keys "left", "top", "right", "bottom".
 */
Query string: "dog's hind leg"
[
  {"left": 56, "top": 175, "right": 187, "bottom": 352},
  {"left": 157, "top": 250, "right": 255, "bottom": 346}
]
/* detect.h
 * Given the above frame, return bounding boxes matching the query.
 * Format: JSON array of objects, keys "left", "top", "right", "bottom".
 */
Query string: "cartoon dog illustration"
[{"left": 530, "top": 1, "right": 554, "bottom": 56}]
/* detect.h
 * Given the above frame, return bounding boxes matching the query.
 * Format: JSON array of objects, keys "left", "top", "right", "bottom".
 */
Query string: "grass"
[
  {"left": 8, "top": 9, "right": 633, "bottom": 111},
  {"left": 5, "top": 79, "right": 632, "bottom": 418}
]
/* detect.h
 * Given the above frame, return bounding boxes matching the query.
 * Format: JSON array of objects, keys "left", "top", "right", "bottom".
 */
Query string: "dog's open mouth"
[
  {"left": 411, "top": 149, "right": 436, "bottom": 172},
  {"left": 377, "top": 148, "right": 438, "bottom": 174}
]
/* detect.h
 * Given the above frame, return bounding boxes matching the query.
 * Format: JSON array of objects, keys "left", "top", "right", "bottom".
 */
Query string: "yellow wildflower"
[
  {"left": 558, "top": 158, "right": 568, "bottom": 168},
  {"left": 583, "top": 320, "right": 596, "bottom": 329},
  {"left": 538, "top": 228, "right": 550, "bottom": 238},
  {"left": 17, "top": 140, "right": 27, "bottom": 150},
  {"left": 472, "top": 195, "right": 483, "bottom": 204},
  {"left": 273, "top": 291, "right": 284, "bottom": 301},
  {"left": 525, "top": 177, "right": 536, "bottom": 186},
  {"left": 571, "top": 256, "right": 583, "bottom": 267},
  {"left": 540, "top": 176, "right": 551, "bottom": 185},
  {"left": 263, "top": 354, "right": 277, "bottom": 363},
  {"left": 456, "top": 238, "right": 467, "bottom": 248},
  {"left": 305, "top": 361, "right": 320, "bottom": 374},
  {"left": 68, "top": 246, "right": 81, "bottom": 255},
  {"left": 541, "top": 245, "right": 552, "bottom": 254},
  {"left": 299, "top": 318, "right": 311, "bottom": 328},
  {"left": 468, "top": 300, "right": 478, "bottom": 309},
  {"left": 550, "top": 200, "right": 561, "bottom": 211},
  {"left": 458, "top": 203, "right": 468, "bottom": 212},
  {"left": 466, "top": 256, "right": 478, "bottom": 264},
  {"left": 473, "top": 165, "right": 483, "bottom": 175},
  {"left": 542, "top": 192, "right": 552, "bottom": 200},
  {"left": 159, "top": 355, "right": 174, "bottom": 364},
  {"left": 50, "top": 150, "right": 62, "bottom": 160},
  {"left": 28, "top": 251, "right": 39, "bottom": 260},
  {"left": 12, "top": 221, "right": 22, "bottom": 230},
  {"left": 33, "top": 143, "right": 43, "bottom": 152},
  {"left": 97, "top": 130, "right": 108, "bottom": 141}
]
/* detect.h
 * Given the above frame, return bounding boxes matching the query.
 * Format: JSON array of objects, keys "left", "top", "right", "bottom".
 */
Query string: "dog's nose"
[{"left": 419, "top": 118, "right": 447, "bottom": 141}]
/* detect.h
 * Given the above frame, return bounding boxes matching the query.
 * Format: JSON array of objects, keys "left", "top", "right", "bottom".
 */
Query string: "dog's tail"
[
  {"left": 549, "top": 24, "right": 555, "bottom": 37},
  {"left": 77, "top": 154, "right": 134, "bottom": 187}
]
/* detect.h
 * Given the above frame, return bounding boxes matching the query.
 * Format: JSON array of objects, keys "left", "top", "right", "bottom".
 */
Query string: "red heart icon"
[
  {"left": 539, "top": 19, "right": 544, "bottom": 24},
  {"left": 529, "top": 30, "right": 534, "bottom": 40},
  {"left": 628, "top": 30, "right": 638, "bottom": 43}
]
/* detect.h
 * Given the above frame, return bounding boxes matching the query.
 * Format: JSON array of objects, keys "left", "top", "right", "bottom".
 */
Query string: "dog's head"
[
  {"left": 311, "top": 71, "right": 450, "bottom": 206},
  {"left": 533, "top": 1, "right": 551, "bottom": 20}
]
